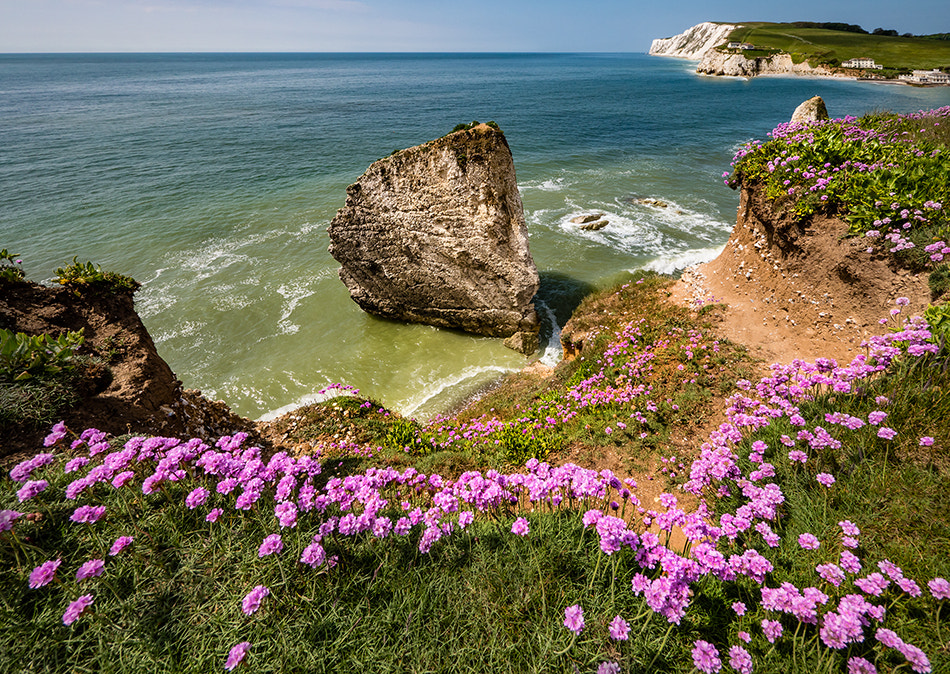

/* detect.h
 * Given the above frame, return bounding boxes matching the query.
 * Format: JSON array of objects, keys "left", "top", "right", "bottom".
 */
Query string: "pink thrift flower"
[
  {"left": 206, "top": 508, "right": 223, "bottom": 523},
  {"left": 798, "top": 533, "right": 820, "bottom": 550},
  {"left": 929, "top": 577, "right": 950, "bottom": 600},
  {"left": 691, "top": 640, "right": 722, "bottom": 673},
  {"left": 275, "top": 501, "right": 298, "bottom": 528},
  {"left": 17, "top": 479, "right": 48, "bottom": 502},
  {"left": 732, "top": 601, "right": 746, "bottom": 616},
  {"left": 816, "top": 473, "right": 835, "bottom": 487},
  {"left": 877, "top": 427, "right": 897, "bottom": 440},
  {"left": 608, "top": 615, "right": 629, "bottom": 641},
  {"left": 70, "top": 505, "right": 106, "bottom": 524},
  {"left": 109, "top": 536, "right": 134, "bottom": 556},
  {"left": 563, "top": 604, "right": 584, "bottom": 634},
  {"left": 837, "top": 519, "right": 859, "bottom": 538},
  {"left": 111, "top": 470, "right": 135, "bottom": 489},
  {"left": 64, "top": 456, "right": 90, "bottom": 474},
  {"left": 0, "top": 509, "right": 21, "bottom": 533},
  {"left": 225, "top": 641, "right": 251, "bottom": 671},
  {"left": 762, "top": 619, "right": 783, "bottom": 643},
  {"left": 63, "top": 594, "right": 94, "bottom": 625},
  {"left": 847, "top": 656, "right": 877, "bottom": 674},
  {"left": 44, "top": 421, "right": 68, "bottom": 448},
  {"left": 511, "top": 517, "right": 529, "bottom": 537},
  {"left": 728, "top": 645, "right": 752, "bottom": 674},
  {"left": 300, "top": 541, "right": 326, "bottom": 568},
  {"left": 29, "top": 559, "right": 62, "bottom": 588},
  {"left": 919, "top": 436, "right": 934, "bottom": 446},
  {"left": 258, "top": 533, "right": 283, "bottom": 557},
  {"left": 241, "top": 585, "right": 270, "bottom": 616},
  {"left": 185, "top": 487, "right": 210, "bottom": 509},
  {"left": 76, "top": 559, "right": 105, "bottom": 581},
  {"left": 738, "top": 631, "right": 751, "bottom": 643},
  {"left": 788, "top": 449, "right": 808, "bottom": 464}
]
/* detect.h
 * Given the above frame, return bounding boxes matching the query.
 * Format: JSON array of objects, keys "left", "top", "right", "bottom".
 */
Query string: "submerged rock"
[
  {"left": 570, "top": 213, "right": 605, "bottom": 224},
  {"left": 580, "top": 219, "right": 609, "bottom": 231},
  {"left": 328, "top": 123, "right": 540, "bottom": 343}
]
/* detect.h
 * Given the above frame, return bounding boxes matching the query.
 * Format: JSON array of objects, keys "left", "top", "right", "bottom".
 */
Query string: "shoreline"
[{"left": 653, "top": 51, "right": 949, "bottom": 87}]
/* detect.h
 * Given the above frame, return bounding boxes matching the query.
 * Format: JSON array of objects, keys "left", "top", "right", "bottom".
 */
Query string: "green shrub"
[
  {"left": 497, "top": 420, "right": 560, "bottom": 466},
  {"left": 53, "top": 257, "right": 140, "bottom": 293},
  {"left": 385, "top": 416, "right": 422, "bottom": 453},
  {"left": 0, "top": 249, "right": 25, "bottom": 285},
  {"left": 0, "top": 328, "right": 85, "bottom": 382}
]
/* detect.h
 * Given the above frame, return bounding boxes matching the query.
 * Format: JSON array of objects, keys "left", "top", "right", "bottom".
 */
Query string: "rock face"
[
  {"left": 328, "top": 124, "right": 540, "bottom": 344},
  {"left": 696, "top": 50, "right": 837, "bottom": 78},
  {"left": 649, "top": 22, "right": 740, "bottom": 59},
  {"left": 790, "top": 96, "right": 829, "bottom": 124}
]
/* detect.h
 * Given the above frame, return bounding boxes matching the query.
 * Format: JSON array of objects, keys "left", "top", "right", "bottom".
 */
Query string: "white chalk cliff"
[{"left": 649, "top": 22, "right": 740, "bottom": 59}]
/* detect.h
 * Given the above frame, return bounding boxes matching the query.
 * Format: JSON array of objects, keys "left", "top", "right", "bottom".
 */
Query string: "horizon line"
[{"left": 0, "top": 50, "right": 649, "bottom": 56}]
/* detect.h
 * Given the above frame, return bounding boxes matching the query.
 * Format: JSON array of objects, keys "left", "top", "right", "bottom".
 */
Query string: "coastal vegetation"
[
  {"left": 726, "top": 106, "right": 950, "bottom": 292},
  {"left": 721, "top": 22, "right": 950, "bottom": 72},
  {"left": 3, "top": 108, "right": 950, "bottom": 673}
]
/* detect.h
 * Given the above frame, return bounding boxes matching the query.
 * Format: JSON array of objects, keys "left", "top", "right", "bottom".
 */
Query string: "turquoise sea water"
[{"left": 3, "top": 53, "right": 949, "bottom": 420}]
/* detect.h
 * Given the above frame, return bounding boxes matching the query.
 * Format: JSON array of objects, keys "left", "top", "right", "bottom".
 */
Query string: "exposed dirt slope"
[{"left": 669, "top": 184, "right": 930, "bottom": 367}]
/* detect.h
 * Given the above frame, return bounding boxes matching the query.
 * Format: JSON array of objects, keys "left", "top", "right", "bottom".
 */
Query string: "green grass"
[{"left": 724, "top": 22, "right": 950, "bottom": 70}]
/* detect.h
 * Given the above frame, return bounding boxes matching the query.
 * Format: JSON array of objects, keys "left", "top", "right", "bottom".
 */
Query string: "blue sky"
[{"left": 1, "top": 0, "right": 948, "bottom": 53}]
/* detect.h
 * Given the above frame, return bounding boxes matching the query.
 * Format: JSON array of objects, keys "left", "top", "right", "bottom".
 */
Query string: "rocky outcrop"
[
  {"left": 696, "top": 50, "right": 837, "bottom": 78},
  {"left": 673, "top": 182, "right": 929, "bottom": 366},
  {"left": 649, "top": 22, "right": 740, "bottom": 59},
  {"left": 328, "top": 124, "right": 540, "bottom": 348},
  {"left": 0, "top": 282, "right": 255, "bottom": 458},
  {"left": 790, "top": 96, "right": 829, "bottom": 124}
]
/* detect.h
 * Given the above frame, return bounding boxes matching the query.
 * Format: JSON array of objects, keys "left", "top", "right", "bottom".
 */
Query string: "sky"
[{"left": 1, "top": 0, "right": 948, "bottom": 53}]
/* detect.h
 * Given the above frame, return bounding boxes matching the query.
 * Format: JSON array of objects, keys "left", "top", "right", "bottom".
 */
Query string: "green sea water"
[{"left": 2, "top": 53, "right": 949, "bottom": 420}]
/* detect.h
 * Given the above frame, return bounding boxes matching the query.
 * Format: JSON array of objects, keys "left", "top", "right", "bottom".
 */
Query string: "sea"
[{"left": 2, "top": 53, "right": 949, "bottom": 421}]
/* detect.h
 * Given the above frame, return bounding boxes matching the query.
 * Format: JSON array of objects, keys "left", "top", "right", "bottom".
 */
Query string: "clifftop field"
[{"left": 722, "top": 22, "right": 950, "bottom": 71}]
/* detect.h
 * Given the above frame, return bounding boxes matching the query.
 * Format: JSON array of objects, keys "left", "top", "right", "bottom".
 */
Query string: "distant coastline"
[{"left": 650, "top": 21, "right": 950, "bottom": 86}]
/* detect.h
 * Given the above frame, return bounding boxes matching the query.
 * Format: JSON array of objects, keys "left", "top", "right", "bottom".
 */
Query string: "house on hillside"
[
  {"left": 899, "top": 69, "right": 950, "bottom": 84},
  {"left": 842, "top": 57, "right": 884, "bottom": 69}
]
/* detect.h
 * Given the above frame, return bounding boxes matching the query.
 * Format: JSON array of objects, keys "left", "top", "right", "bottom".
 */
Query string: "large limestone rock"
[
  {"left": 328, "top": 124, "right": 540, "bottom": 345},
  {"left": 790, "top": 96, "right": 829, "bottom": 125}
]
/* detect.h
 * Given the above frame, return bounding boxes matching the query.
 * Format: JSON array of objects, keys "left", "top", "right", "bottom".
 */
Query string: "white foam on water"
[
  {"left": 154, "top": 319, "right": 206, "bottom": 343},
  {"left": 535, "top": 298, "right": 563, "bottom": 368},
  {"left": 640, "top": 245, "right": 725, "bottom": 275},
  {"left": 275, "top": 281, "right": 314, "bottom": 336},
  {"left": 551, "top": 194, "right": 734, "bottom": 258},
  {"left": 257, "top": 387, "right": 356, "bottom": 422},
  {"left": 398, "top": 365, "right": 518, "bottom": 420},
  {"left": 520, "top": 177, "right": 569, "bottom": 192}
]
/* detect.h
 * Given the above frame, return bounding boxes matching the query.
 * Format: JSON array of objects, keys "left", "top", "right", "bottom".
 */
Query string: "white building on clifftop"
[
  {"left": 842, "top": 57, "right": 883, "bottom": 69},
  {"left": 900, "top": 69, "right": 950, "bottom": 84}
]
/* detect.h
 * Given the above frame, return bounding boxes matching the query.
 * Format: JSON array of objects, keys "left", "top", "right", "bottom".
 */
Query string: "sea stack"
[
  {"left": 790, "top": 96, "right": 829, "bottom": 125},
  {"left": 327, "top": 123, "right": 540, "bottom": 352}
]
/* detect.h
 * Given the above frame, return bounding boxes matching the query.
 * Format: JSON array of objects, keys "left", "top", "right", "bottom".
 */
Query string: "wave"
[
  {"left": 640, "top": 245, "right": 725, "bottom": 275},
  {"left": 398, "top": 364, "right": 519, "bottom": 420}
]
